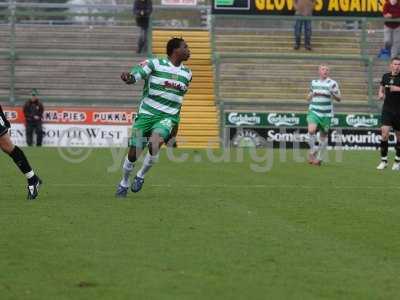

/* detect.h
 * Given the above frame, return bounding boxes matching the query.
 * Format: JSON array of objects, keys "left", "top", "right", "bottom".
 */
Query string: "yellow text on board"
[{"left": 255, "top": 0, "right": 385, "bottom": 13}]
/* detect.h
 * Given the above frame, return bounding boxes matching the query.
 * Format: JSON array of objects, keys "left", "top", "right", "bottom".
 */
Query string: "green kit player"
[
  {"left": 116, "top": 37, "right": 191, "bottom": 196},
  {"left": 306, "top": 64, "right": 341, "bottom": 165}
]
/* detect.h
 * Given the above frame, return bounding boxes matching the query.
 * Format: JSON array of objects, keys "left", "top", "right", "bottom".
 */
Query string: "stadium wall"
[{"left": 3, "top": 106, "right": 135, "bottom": 147}]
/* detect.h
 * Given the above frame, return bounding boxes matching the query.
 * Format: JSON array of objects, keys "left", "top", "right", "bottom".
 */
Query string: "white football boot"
[
  {"left": 376, "top": 161, "right": 388, "bottom": 170},
  {"left": 392, "top": 162, "right": 400, "bottom": 171}
]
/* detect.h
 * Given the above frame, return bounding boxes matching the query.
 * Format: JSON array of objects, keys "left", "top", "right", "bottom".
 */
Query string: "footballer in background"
[{"left": 306, "top": 64, "right": 341, "bottom": 166}]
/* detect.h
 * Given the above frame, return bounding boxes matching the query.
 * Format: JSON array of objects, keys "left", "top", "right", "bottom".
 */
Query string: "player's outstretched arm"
[{"left": 121, "top": 72, "right": 136, "bottom": 84}]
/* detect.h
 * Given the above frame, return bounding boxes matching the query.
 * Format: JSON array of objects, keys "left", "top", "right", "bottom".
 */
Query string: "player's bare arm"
[
  {"left": 389, "top": 85, "right": 400, "bottom": 92},
  {"left": 331, "top": 92, "right": 341, "bottom": 102},
  {"left": 378, "top": 85, "right": 385, "bottom": 100}
]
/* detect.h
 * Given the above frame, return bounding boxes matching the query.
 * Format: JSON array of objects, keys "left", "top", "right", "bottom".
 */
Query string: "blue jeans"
[{"left": 294, "top": 20, "right": 312, "bottom": 47}]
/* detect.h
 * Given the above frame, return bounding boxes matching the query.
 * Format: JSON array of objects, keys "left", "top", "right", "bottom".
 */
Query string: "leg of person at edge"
[
  {"left": 115, "top": 37, "right": 192, "bottom": 197},
  {"left": 306, "top": 64, "right": 341, "bottom": 166},
  {"left": 0, "top": 105, "right": 42, "bottom": 200},
  {"left": 380, "top": 0, "right": 400, "bottom": 59},
  {"left": 377, "top": 57, "right": 400, "bottom": 170}
]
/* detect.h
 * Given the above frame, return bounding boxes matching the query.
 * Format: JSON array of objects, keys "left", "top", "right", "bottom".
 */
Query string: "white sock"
[
  {"left": 137, "top": 153, "right": 158, "bottom": 179},
  {"left": 120, "top": 156, "right": 134, "bottom": 187},
  {"left": 25, "top": 170, "right": 35, "bottom": 179},
  {"left": 307, "top": 133, "right": 317, "bottom": 153},
  {"left": 316, "top": 138, "right": 328, "bottom": 161}
]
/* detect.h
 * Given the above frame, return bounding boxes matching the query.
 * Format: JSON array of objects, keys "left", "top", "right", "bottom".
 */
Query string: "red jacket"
[{"left": 383, "top": 1, "right": 400, "bottom": 29}]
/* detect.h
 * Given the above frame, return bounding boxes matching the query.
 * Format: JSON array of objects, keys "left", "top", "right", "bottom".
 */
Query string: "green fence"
[
  {"left": 0, "top": 3, "right": 395, "bottom": 111},
  {"left": 0, "top": 2, "right": 207, "bottom": 105},
  {"left": 211, "top": 14, "right": 395, "bottom": 114}
]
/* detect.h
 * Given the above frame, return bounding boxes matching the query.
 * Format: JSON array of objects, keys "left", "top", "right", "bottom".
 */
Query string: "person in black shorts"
[
  {"left": 377, "top": 56, "right": 400, "bottom": 170},
  {"left": 0, "top": 105, "right": 42, "bottom": 199}
]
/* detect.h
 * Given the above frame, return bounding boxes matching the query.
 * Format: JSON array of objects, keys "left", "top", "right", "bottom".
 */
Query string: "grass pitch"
[{"left": 1, "top": 148, "right": 400, "bottom": 300}]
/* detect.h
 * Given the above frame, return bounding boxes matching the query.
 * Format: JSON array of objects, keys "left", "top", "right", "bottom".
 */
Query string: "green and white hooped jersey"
[
  {"left": 308, "top": 78, "right": 341, "bottom": 117},
  {"left": 130, "top": 58, "right": 192, "bottom": 120}
]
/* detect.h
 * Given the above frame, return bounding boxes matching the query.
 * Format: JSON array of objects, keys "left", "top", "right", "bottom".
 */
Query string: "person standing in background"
[
  {"left": 382, "top": 0, "right": 400, "bottom": 59},
  {"left": 133, "top": 0, "right": 153, "bottom": 54},
  {"left": 23, "top": 89, "right": 44, "bottom": 147},
  {"left": 293, "top": 0, "right": 315, "bottom": 51},
  {"left": 376, "top": 57, "right": 400, "bottom": 170}
]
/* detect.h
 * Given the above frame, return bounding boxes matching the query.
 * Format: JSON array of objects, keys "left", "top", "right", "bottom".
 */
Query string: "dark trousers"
[
  {"left": 294, "top": 20, "right": 312, "bottom": 47},
  {"left": 26, "top": 122, "right": 43, "bottom": 146},
  {"left": 137, "top": 27, "right": 148, "bottom": 53},
  {"left": 136, "top": 17, "right": 149, "bottom": 54}
]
